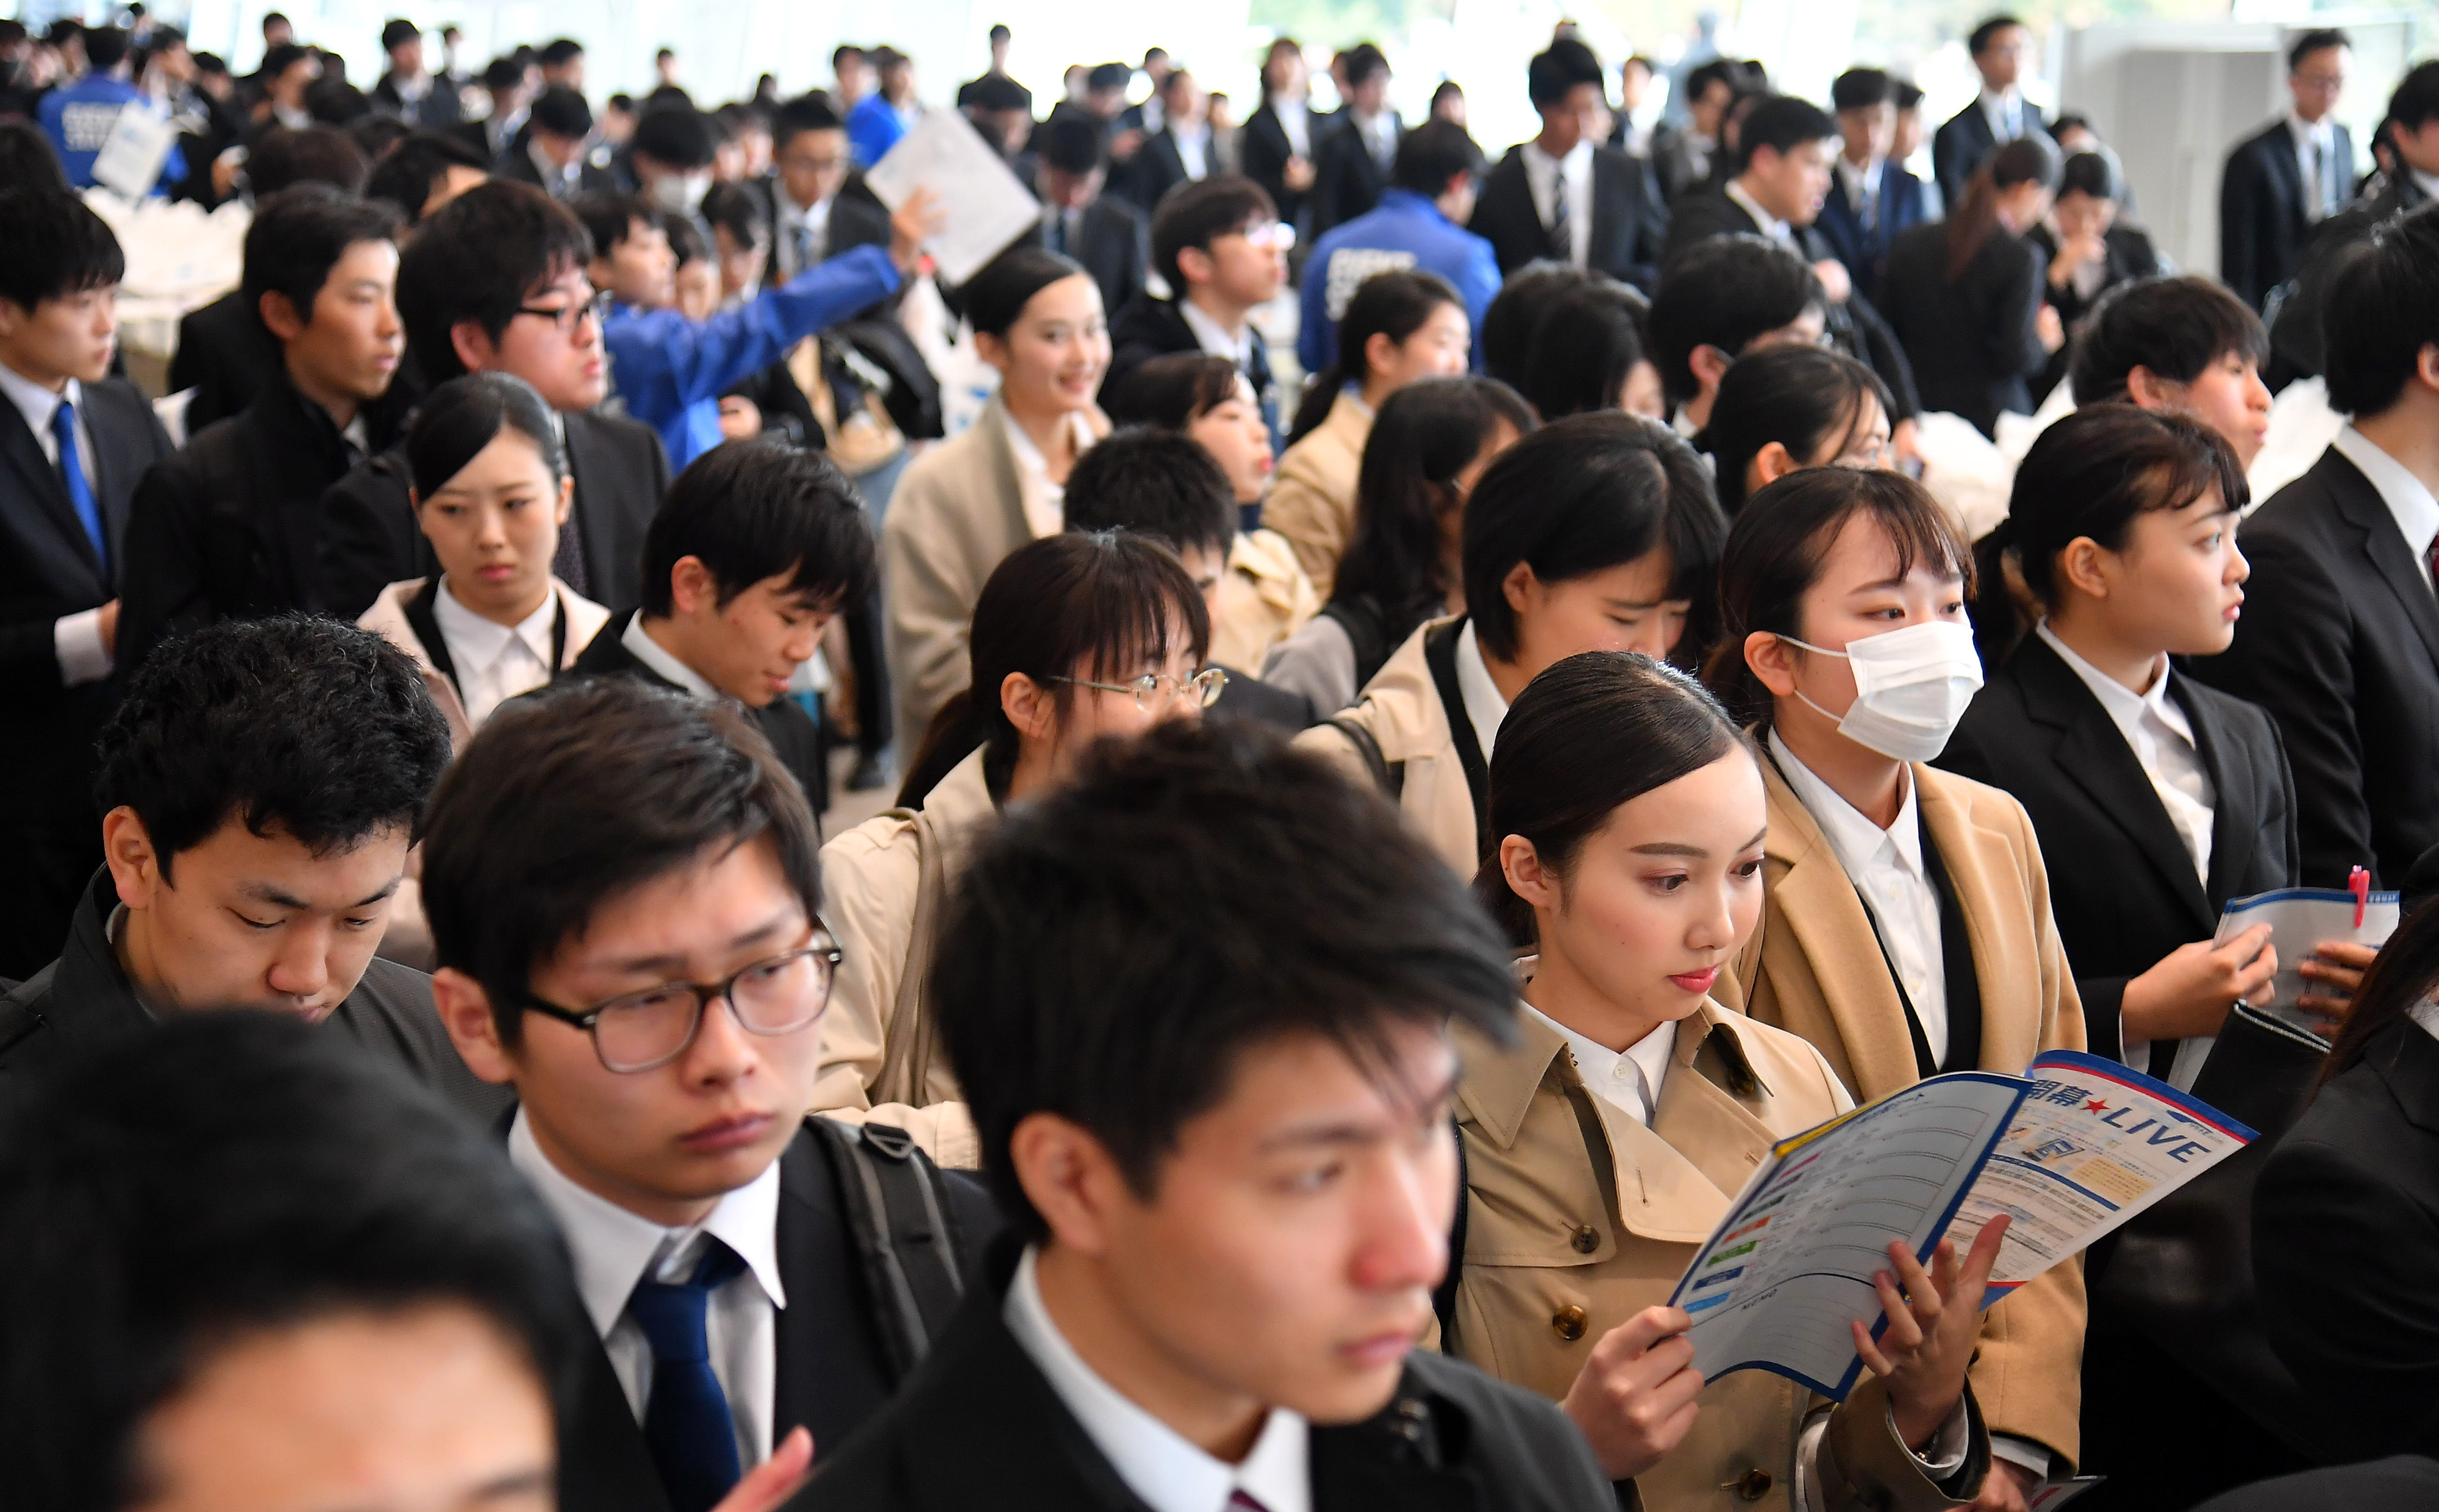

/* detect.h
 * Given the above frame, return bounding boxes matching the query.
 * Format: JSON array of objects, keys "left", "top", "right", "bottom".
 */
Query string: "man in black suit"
[
  {"left": 571, "top": 441, "right": 873, "bottom": 816},
  {"left": 117, "top": 185, "right": 414, "bottom": 685},
  {"left": 797, "top": 718, "right": 1617, "bottom": 1512},
  {"left": 2220, "top": 30, "right": 2354, "bottom": 314},
  {"left": 1932, "top": 15, "right": 2050, "bottom": 212},
  {"left": 1468, "top": 38, "right": 1669, "bottom": 292},
  {"left": 756, "top": 93, "right": 893, "bottom": 291},
  {"left": 1307, "top": 41, "right": 1399, "bottom": 240},
  {"left": 1099, "top": 176, "right": 1284, "bottom": 443},
  {"left": 320, "top": 182, "right": 669, "bottom": 621},
  {"left": 1660, "top": 94, "right": 1921, "bottom": 424},
  {"left": 1240, "top": 38, "right": 1319, "bottom": 234},
  {"left": 0, "top": 188, "right": 173, "bottom": 979},
  {"left": 1029, "top": 116, "right": 1149, "bottom": 322},
  {"left": 0, "top": 618, "right": 503, "bottom": 1130},
  {"left": 1123, "top": 66, "right": 1220, "bottom": 213},
  {"left": 371, "top": 18, "right": 461, "bottom": 130},
  {"left": 420, "top": 677, "right": 998, "bottom": 1512},
  {"left": 499, "top": 85, "right": 615, "bottom": 199},
  {"left": 2191, "top": 205, "right": 2439, "bottom": 888},
  {"left": 454, "top": 55, "right": 533, "bottom": 166}
]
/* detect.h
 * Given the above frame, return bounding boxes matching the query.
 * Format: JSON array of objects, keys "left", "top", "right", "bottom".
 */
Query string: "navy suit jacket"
[{"left": 1813, "top": 158, "right": 1931, "bottom": 305}]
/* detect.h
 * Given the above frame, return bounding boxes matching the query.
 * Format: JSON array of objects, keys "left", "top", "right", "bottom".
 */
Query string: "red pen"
[{"left": 2350, "top": 865, "right": 2371, "bottom": 929}]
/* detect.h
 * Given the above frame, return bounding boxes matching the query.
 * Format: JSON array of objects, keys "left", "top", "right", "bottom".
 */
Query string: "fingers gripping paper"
[
  {"left": 1667, "top": 1052, "right": 2252, "bottom": 1399},
  {"left": 863, "top": 110, "right": 1043, "bottom": 286}
]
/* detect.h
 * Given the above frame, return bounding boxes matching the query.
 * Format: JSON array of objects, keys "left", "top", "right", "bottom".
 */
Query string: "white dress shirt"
[
  {"left": 1769, "top": 728, "right": 1949, "bottom": 1065},
  {"left": 1271, "top": 94, "right": 1311, "bottom": 159},
  {"left": 432, "top": 577, "right": 558, "bottom": 728},
  {"left": 2287, "top": 113, "right": 2341, "bottom": 221},
  {"left": 1352, "top": 109, "right": 1397, "bottom": 169},
  {"left": 1725, "top": 178, "right": 1795, "bottom": 249},
  {"left": 2034, "top": 622, "right": 2215, "bottom": 885},
  {"left": 2333, "top": 425, "right": 2439, "bottom": 592},
  {"left": 1452, "top": 619, "right": 1512, "bottom": 761},
  {"left": 1005, "top": 1246, "right": 1312, "bottom": 1512},
  {"left": 1977, "top": 87, "right": 2029, "bottom": 144},
  {"left": 1837, "top": 155, "right": 1884, "bottom": 233},
  {"left": 773, "top": 189, "right": 834, "bottom": 280},
  {"left": 1521, "top": 137, "right": 1594, "bottom": 268},
  {"left": 510, "top": 1109, "right": 788, "bottom": 1469},
  {"left": 0, "top": 359, "right": 110, "bottom": 686},
  {"left": 621, "top": 612, "right": 721, "bottom": 699},
  {"left": 1527, "top": 1001, "right": 1677, "bottom": 1124},
  {"left": 1178, "top": 297, "right": 1253, "bottom": 367},
  {"left": 1001, "top": 407, "right": 1097, "bottom": 541},
  {"left": 1173, "top": 123, "right": 1211, "bottom": 181},
  {"left": 2416, "top": 167, "right": 2439, "bottom": 204}
]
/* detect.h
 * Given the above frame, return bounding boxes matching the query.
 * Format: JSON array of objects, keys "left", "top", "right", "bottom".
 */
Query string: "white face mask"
[
  {"left": 1780, "top": 618, "right": 1983, "bottom": 763},
  {"left": 653, "top": 169, "right": 710, "bottom": 216}
]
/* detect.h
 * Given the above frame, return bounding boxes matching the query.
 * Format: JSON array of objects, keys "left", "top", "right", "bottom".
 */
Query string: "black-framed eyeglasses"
[
  {"left": 510, "top": 936, "right": 842, "bottom": 1073},
  {"left": 514, "top": 290, "right": 612, "bottom": 335},
  {"left": 1049, "top": 668, "right": 1228, "bottom": 713}
]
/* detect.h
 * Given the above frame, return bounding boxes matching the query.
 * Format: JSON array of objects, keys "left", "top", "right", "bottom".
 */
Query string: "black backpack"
[{"left": 803, "top": 1116, "right": 984, "bottom": 1383}]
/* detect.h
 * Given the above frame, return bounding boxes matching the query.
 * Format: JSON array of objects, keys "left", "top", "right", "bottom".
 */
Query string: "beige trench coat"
[{"left": 1260, "top": 390, "right": 1372, "bottom": 599}]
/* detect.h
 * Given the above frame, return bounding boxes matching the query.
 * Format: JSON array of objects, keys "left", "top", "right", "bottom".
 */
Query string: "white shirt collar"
[
  {"left": 508, "top": 1106, "right": 787, "bottom": 1338},
  {"left": 0, "top": 359, "right": 76, "bottom": 441},
  {"left": 621, "top": 612, "right": 723, "bottom": 699},
  {"left": 2287, "top": 112, "right": 2335, "bottom": 149},
  {"left": 1725, "top": 178, "right": 1793, "bottom": 246},
  {"left": 1001, "top": 406, "right": 1095, "bottom": 540},
  {"left": 1523, "top": 999, "right": 1678, "bottom": 1125},
  {"left": 1452, "top": 618, "right": 1512, "bottom": 763},
  {"left": 1522, "top": 136, "right": 1593, "bottom": 175},
  {"left": 2333, "top": 424, "right": 2439, "bottom": 576},
  {"left": 2033, "top": 621, "right": 2193, "bottom": 746},
  {"left": 2414, "top": 167, "right": 2439, "bottom": 202},
  {"left": 1003, "top": 1246, "right": 1312, "bottom": 1512},
  {"left": 1767, "top": 726, "right": 1924, "bottom": 880},
  {"left": 433, "top": 576, "right": 557, "bottom": 674},
  {"left": 1978, "top": 86, "right": 2023, "bottom": 132},
  {"left": 1177, "top": 298, "right": 1250, "bottom": 365},
  {"left": 1837, "top": 155, "right": 1882, "bottom": 193}
]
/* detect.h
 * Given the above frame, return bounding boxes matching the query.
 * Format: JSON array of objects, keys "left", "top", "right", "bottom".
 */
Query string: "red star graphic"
[{"left": 2084, "top": 1099, "right": 2109, "bottom": 1113}]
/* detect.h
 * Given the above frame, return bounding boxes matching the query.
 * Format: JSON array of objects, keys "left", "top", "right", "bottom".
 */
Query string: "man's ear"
[
  {"left": 2123, "top": 364, "right": 2173, "bottom": 409},
  {"left": 667, "top": 555, "right": 718, "bottom": 616},
  {"left": 258, "top": 288, "right": 308, "bottom": 343},
  {"left": 2416, "top": 343, "right": 2439, "bottom": 395},
  {"left": 0, "top": 296, "right": 24, "bottom": 340},
  {"left": 432, "top": 967, "right": 520, "bottom": 1086},
  {"left": 449, "top": 318, "right": 499, "bottom": 374},
  {"left": 1174, "top": 244, "right": 1215, "bottom": 288},
  {"left": 101, "top": 806, "right": 162, "bottom": 912},
  {"left": 1689, "top": 343, "right": 1734, "bottom": 396},
  {"left": 1007, "top": 1110, "right": 1131, "bottom": 1257}
]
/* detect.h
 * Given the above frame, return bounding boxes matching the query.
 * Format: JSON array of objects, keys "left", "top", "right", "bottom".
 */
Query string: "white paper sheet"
[
  {"left": 90, "top": 103, "right": 178, "bottom": 201},
  {"left": 862, "top": 109, "right": 1041, "bottom": 287}
]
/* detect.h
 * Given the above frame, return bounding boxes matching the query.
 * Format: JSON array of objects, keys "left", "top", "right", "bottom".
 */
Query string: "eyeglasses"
[
  {"left": 514, "top": 290, "right": 612, "bottom": 335},
  {"left": 1051, "top": 668, "right": 1229, "bottom": 712},
  {"left": 510, "top": 936, "right": 842, "bottom": 1073},
  {"left": 1834, "top": 437, "right": 1898, "bottom": 471}
]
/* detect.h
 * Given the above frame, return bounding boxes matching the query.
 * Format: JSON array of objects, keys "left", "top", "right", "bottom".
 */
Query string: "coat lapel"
[
  {"left": 1916, "top": 770, "right": 2042, "bottom": 1077},
  {"left": 1584, "top": 151, "right": 1619, "bottom": 270},
  {"left": 2175, "top": 679, "right": 2263, "bottom": 905},
  {"left": 2327, "top": 449, "right": 2439, "bottom": 672},
  {"left": 0, "top": 392, "right": 106, "bottom": 593}
]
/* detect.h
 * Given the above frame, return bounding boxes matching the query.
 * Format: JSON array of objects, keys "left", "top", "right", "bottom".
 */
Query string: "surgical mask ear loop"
[{"left": 1774, "top": 633, "right": 1854, "bottom": 727}]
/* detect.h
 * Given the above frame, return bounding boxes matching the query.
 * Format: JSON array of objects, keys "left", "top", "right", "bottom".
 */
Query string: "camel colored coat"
[
  {"left": 1715, "top": 753, "right": 2088, "bottom": 1466},
  {"left": 1209, "top": 527, "right": 1322, "bottom": 676},
  {"left": 1293, "top": 616, "right": 1480, "bottom": 878},
  {"left": 1260, "top": 391, "right": 1373, "bottom": 599}
]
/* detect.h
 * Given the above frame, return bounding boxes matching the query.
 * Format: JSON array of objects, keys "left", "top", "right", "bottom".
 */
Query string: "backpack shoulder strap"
[
  {"left": 1324, "top": 714, "right": 1406, "bottom": 801},
  {"left": 805, "top": 1116, "right": 971, "bottom": 1385}
]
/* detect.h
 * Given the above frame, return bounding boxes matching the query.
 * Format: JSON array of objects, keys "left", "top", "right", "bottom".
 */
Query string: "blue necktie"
[
  {"left": 628, "top": 1239, "right": 748, "bottom": 1512},
  {"left": 51, "top": 398, "right": 105, "bottom": 572}
]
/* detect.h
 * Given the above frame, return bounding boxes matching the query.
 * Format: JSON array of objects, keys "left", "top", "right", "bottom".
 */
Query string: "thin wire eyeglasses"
[{"left": 1049, "top": 668, "right": 1229, "bottom": 713}]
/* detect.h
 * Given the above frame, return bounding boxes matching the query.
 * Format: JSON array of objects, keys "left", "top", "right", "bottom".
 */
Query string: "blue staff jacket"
[
  {"left": 1298, "top": 189, "right": 1498, "bottom": 374},
  {"left": 40, "top": 76, "right": 187, "bottom": 193}
]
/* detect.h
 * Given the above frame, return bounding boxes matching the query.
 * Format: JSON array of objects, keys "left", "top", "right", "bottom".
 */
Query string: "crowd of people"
[{"left": 6, "top": 9, "right": 2439, "bottom": 1512}]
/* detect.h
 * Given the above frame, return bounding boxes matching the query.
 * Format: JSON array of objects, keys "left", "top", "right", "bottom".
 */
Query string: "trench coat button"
[
  {"left": 1551, "top": 1303, "right": 1588, "bottom": 1341},
  {"left": 1569, "top": 1224, "right": 1601, "bottom": 1253},
  {"left": 1735, "top": 1468, "right": 1774, "bottom": 1500}
]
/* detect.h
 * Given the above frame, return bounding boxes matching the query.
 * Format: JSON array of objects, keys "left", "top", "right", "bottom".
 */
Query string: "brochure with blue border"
[
  {"left": 1666, "top": 1052, "right": 2252, "bottom": 1400},
  {"left": 2215, "top": 885, "right": 2399, "bottom": 1038}
]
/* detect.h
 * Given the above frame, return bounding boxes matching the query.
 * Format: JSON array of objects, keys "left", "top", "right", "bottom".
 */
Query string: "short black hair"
[
  {"left": 967, "top": 72, "right": 1032, "bottom": 114},
  {"left": 571, "top": 190, "right": 662, "bottom": 259},
  {"left": 2068, "top": 274, "right": 2267, "bottom": 404},
  {"left": 0, "top": 187, "right": 124, "bottom": 311},
  {"left": 989, "top": 23, "right": 1011, "bottom": 44},
  {"left": 2290, "top": 27, "right": 2348, "bottom": 72},
  {"left": 1087, "top": 62, "right": 1132, "bottom": 94},
  {"left": 80, "top": 26, "right": 130, "bottom": 71},
  {"left": 1390, "top": 118, "right": 1482, "bottom": 195},
  {"left": 2058, "top": 148, "right": 2120, "bottom": 201},
  {"left": 246, "top": 123, "right": 370, "bottom": 196},
  {"left": 1735, "top": 93, "right": 1838, "bottom": 172},
  {"left": 539, "top": 37, "right": 584, "bottom": 67},
  {"left": 0, "top": 1013, "right": 588, "bottom": 1512},
  {"left": 1832, "top": 67, "right": 1891, "bottom": 112},
  {"left": 364, "top": 129, "right": 488, "bottom": 225},
  {"left": 1684, "top": 59, "right": 1744, "bottom": 106},
  {"left": 1520, "top": 278, "right": 1652, "bottom": 423},
  {"left": 261, "top": 41, "right": 313, "bottom": 82},
  {"left": 482, "top": 55, "right": 526, "bottom": 94},
  {"left": 399, "top": 180, "right": 591, "bottom": 382},
  {"left": 934, "top": 717, "right": 1518, "bottom": 1242},
  {"left": 240, "top": 184, "right": 402, "bottom": 335},
  {"left": 423, "top": 677, "right": 821, "bottom": 1041},
  {"left": 1463, "top": 411, "right": 1727, "bottom": 663},
  {"left": 263, "top": 10, "right": 291, "bottom": 30},
  {"left": 771, "top": 91, "right": 844, "bottom": 152},
  {"left": 1037, "top": 115, "right": 1107, "bottom": 174},
  {"left": 95, "top": 618, "right": 449, "bottom": 872},
  {"left": 1527, "top": 37, "right": 1605, "bottom": 109},
  {"left": 1482, "top": 261, "right": 1597, "bottom": 390},
  {"left": 1150, "top": 174, "right": 1277, "bottom": 293},
  {"left": 1968, "top": 15, "right": 2027, "bottom": 54},
  {"left": 2324, "top": 202, "right": 2439, "bottom": 418},
  {"left": 348, "top": 112, "right": 415, "bottom": 163},
  {"left": 1650, "top": 234, "right": 1823, "bottom": 406},
  {"left": 701, "top": 180, "right": 769, "bottom": 252},
  {"left": 1062, "top": 427, "right": 1236, "bottom": 557},
  {"left": 632, "top": 104, "right": 716, "bottom": 169},
  {"left": 529, "top": 84, "right": 592, "bottom": 140},
  {"left": 0, "top": 123, "right": 69, "bottom": 194},
  {"left": 641, "top": 441, "right": 879, "bottom": 618},
  {"left": 1893, "top": 79, "right": 1926, "bottom": 111},
  {"left": 1342, "top": 41, "right": 1390, "bottom": 88},
  {"left": 380, "top": 17, "right": 420, "bottom": 52},
  {"left": 305, "top": 77, "right": 373, "bottom": 127},
  {"left": 2390, "top": 60, "right": 2439, "bottom": 132}
]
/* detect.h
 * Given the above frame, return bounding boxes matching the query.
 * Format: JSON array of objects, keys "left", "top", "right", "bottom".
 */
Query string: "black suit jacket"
[
  {"left": 1878, "top": 219, "right": 2046, "bottom": 438},
  {"left": 1032, "top": 198, "right": 1148, "bottom": 329},
  {"left": 116, "top": 371, "right": 409, "bottom": 680},
  {"left": 571, "top": 609, "right": 827, "bottom": 815},
  {"left": 2220, "top": 118, "right": 2353, "bottom": 313},
  {"left": 1096, "top": 295, "right": 1275, "bottom": 429},
  {"left": 0, "top": 867, "right": 511, "bottom": 1127},
  {"left": 1240, "top": 101, "right": 1308, "bottom": 227},
  {"left": 1122, "top": 127, "right": 1198, "bottom": 211},
  {"left": 373, "top": 71, "right": 465, "bottom": 130},
  {"left": 787, "top": 1240, "right": 1615, "bottom": 1512},
  {"left": 2191, "top": 1457, "right": 2439, "bottom": 1512},
  {"left": 1937, "top": 633, "right": 2298, "bottom": 1066},
  {"left": 1309, "top": 114, "right": 1398, "bottom": 241},
  {"left": 752, "top": 179, "right": 896, "bottom": 290},
  {"left": 2187, "top": 446, "right": 2439, "bottom": 888},
  {"left": 2253, "top": 1018, "right": 2439, "bottom": 1463},
  {"left": 1466, "top": 144, "right": 1669, "bottom": 292},
  {"left": 165, "top": 289, "right": 284, "bottom": 433},
  {"left": 319, "top": 407, "right": 669, "bottom": 619},
  {"left": 1657, "top": 188, "right": 1923, "bottom": 420},
  {"left": 1930, "top": 100, "right": 2049, "bottom": 213},
  {"left": 557, "top": 1122, "right": 1002, "bottom": 1512},
  {"left": 498, "top": 146, "right": 618, "bottom": 198},
  {"left": 0, "top": 376, "right": 171, "bottom": 977},
  {"left": 2267, "top": 173, "right": 2430, "bottom": 381}
]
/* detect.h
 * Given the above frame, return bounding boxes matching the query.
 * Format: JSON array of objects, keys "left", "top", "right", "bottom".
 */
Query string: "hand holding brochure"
[
  {"left": 863, "top": 110, "right": 1042, "bottom": 285},
  {"left": 2212, "top": 883, "right": 2397, "bottom": 1036},
  {"left": 1668, "top": 1050, "right": 2252, "bottom": 1397}
]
